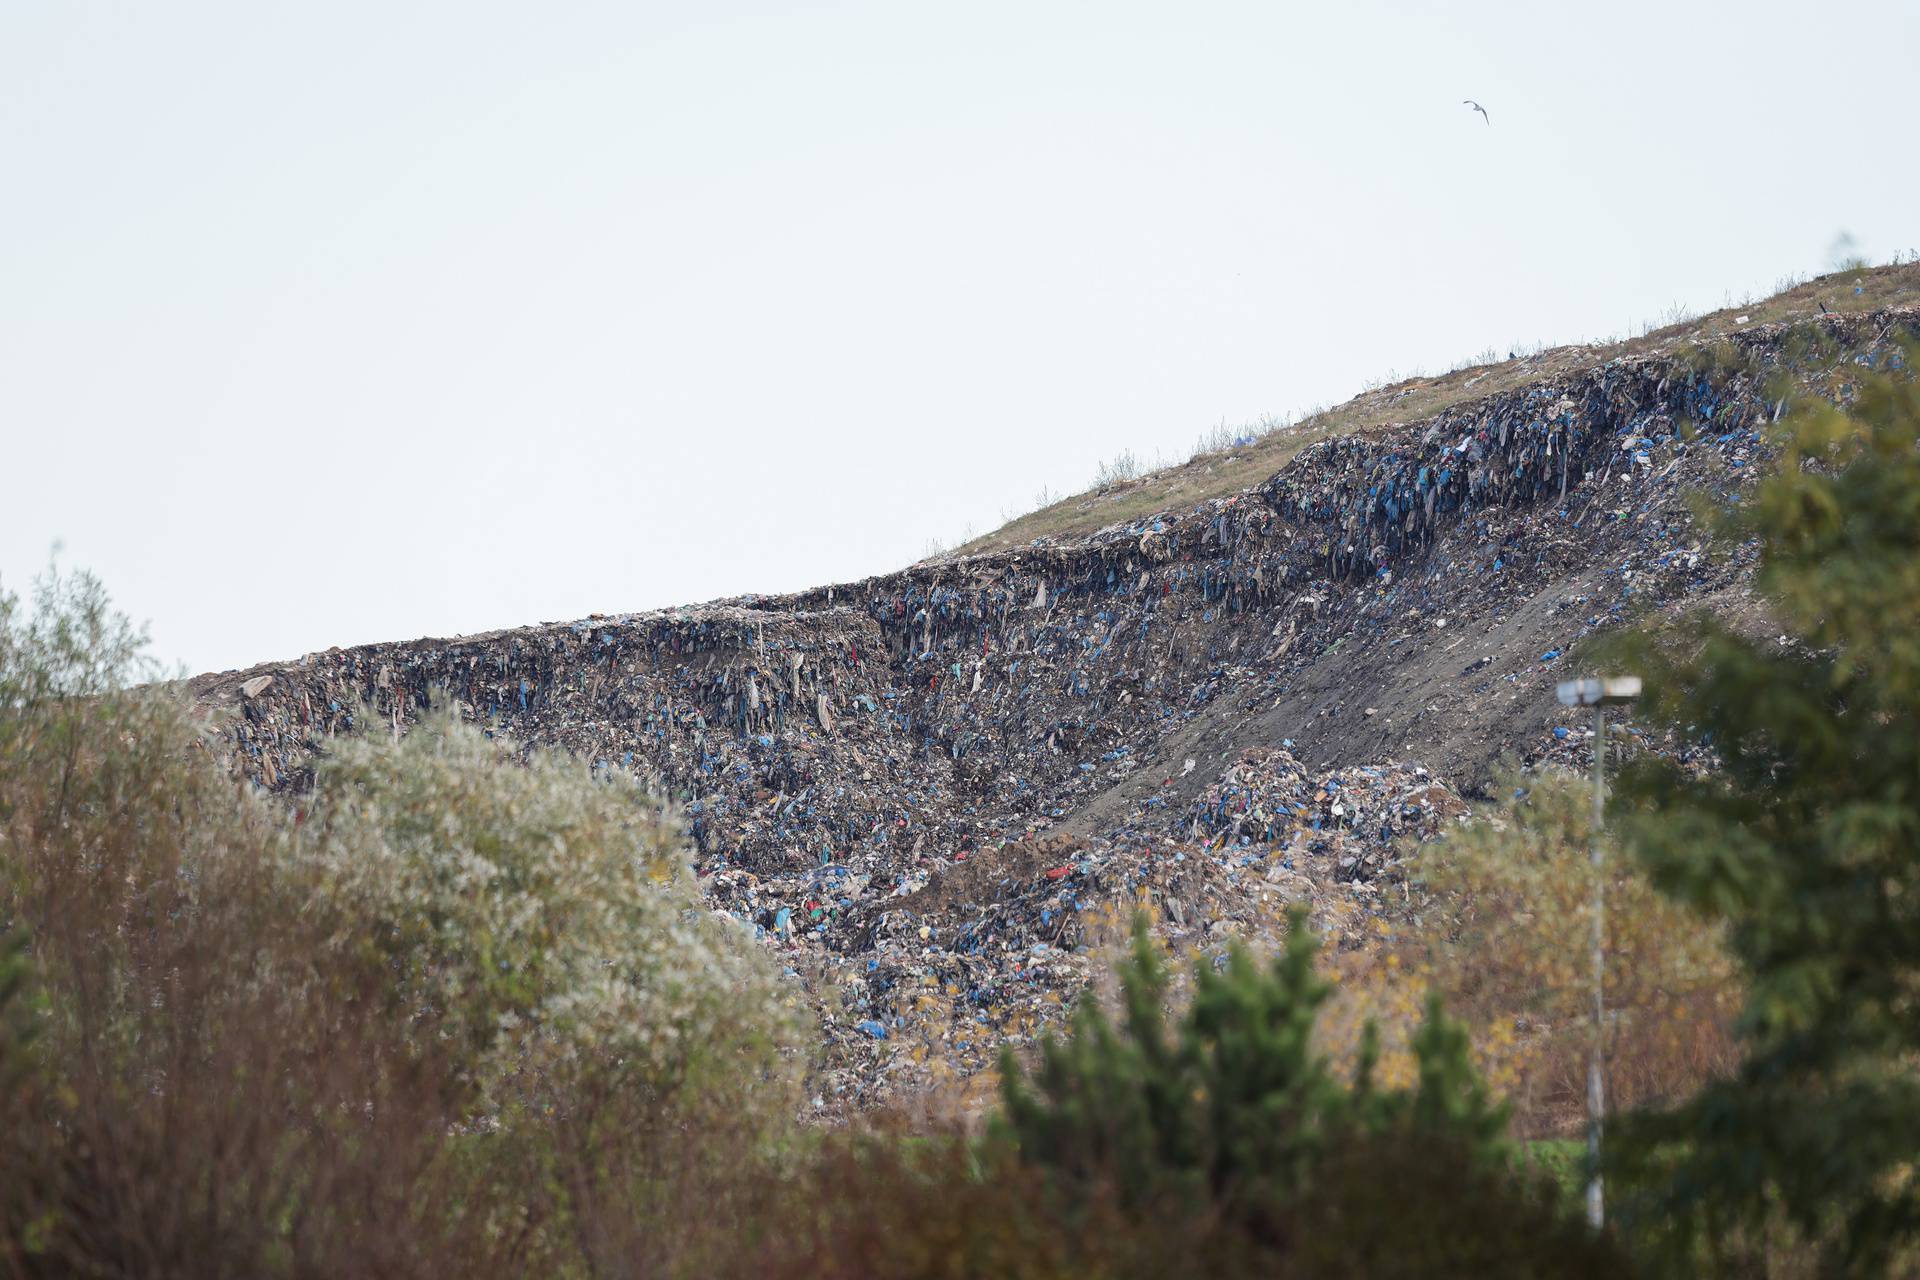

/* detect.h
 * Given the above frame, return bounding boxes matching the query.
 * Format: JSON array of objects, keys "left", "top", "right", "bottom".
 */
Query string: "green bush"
[
  {"left": 995, "top": 914, "right": 1625, "bottom": 1274},
  {"left": 308, "top": 698, "right": 799, "bottom": 1117},
  {"left": 300, "top": 698, "right": 804, "bottom": 1269},
  {"left": 0, "top": 568, "right": 800, "bottom": 1277}
]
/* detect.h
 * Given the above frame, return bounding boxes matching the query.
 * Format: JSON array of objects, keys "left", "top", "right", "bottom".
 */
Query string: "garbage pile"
[
  {"left": 1174, "top": 747, "right": 1467, "bottom": 882},
  {"left": 188, "top": 307, "right": 1917, "bottom": 1109},
  {"left": 712, "top": 749, "right": 1467, "bottom": 1111}
]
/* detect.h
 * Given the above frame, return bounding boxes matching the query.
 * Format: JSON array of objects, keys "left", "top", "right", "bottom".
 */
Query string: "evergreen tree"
[
  {"left": 995, "top": 913, "right": 1620, "bottom": 1275},
  {"left": 1603, "top": 356, "right": 1920, "bottom": 1274}
]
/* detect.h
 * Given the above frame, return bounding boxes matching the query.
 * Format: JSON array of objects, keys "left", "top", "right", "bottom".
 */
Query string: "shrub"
[
  {"left": 1092, "top": 450, "right": 1141, "bottom": 492},
  {"left": 735, "top": 1131, "right": 1139, "bottom": 1280},
  {"left": 300, "top": 698, "right": 803, "bottom": 1269},
  {"left": 742, "top": 1119, "right": 1627, "bottom": 1280},
  {"left": 993, "top": 914, "right": 1624, "bottom": 1273},
  {"left": 305, "top": 698, "right": 796, "bottom": 1116},
  {"left": 0, "top": 569, "right": 801, "bottom": 1276},
  {"left": 0, "top": 570, "right": 379, "bottom": 1274},
  {"left": 1399, "top": 771, "right": 1742, "bottom": 1133}
]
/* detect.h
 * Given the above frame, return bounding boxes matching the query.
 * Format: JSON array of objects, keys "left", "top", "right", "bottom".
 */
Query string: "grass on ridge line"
[{"left": 951, "top": 261, "right": 1920, "bottom": 558}]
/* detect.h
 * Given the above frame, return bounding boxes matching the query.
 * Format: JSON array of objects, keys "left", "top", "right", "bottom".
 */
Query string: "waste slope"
[{"left": 190, "top": 307, "right": 1916, "bottom": 1106}]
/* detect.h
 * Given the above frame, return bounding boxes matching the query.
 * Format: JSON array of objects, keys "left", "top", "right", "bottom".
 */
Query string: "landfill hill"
[{"left": 189, "top": 277, "right": 1920, "bottom": 1111}]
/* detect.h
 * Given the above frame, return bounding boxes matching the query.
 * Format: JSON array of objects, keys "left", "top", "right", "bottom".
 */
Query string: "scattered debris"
[{"left": 189, "top": 307, "right": 1918, "bottom": 1109}]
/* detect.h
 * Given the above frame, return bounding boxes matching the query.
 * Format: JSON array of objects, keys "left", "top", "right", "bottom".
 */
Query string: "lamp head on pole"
[{"left": 1556, "top": 675, "right": 1642, "bottom": 708}]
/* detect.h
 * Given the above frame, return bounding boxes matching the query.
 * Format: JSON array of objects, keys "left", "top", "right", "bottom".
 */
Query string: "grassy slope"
[{"left": 954, "top": 262, "right": 1920, "bottom": 557}]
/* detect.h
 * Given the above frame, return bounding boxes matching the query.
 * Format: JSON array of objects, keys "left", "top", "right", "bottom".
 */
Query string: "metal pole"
[{"left": 1587, "top": 705, "right": 1606, "bottom": 1231}]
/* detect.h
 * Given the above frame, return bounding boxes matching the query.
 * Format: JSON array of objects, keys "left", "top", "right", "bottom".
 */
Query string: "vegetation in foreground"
[
  {"left": 1601, "top": 352, "right": 1920, "bottom": 1274},
  {"left": 1, "top": 356, "right": 1917, "bottom": 1275},
  {"left": 0, "top": 567, "right": 1611, "bottom": 1276}
]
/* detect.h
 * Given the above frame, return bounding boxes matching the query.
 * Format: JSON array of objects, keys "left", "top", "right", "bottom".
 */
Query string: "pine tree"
[
  {"left": 993, "top": 914, "right": 1628, "bottom": 1273},
  {"left": 996, "top": 913, "right": 1531, "bottom": 1253},
  {"left": 1603, "top": 354, "right": 1920, "bottom": 1274}
]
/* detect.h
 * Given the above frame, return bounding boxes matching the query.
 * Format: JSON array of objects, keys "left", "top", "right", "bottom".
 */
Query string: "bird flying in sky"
[{"left": 1464, "top": 99, "right": 1490, "bottom": 125}]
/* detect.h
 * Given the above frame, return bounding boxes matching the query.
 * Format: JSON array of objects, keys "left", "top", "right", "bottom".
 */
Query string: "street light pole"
[
  {"left": 1556, "top": 675, "right": 1641, "bottom": 1233},
  {"left": 1587, "top": 700, "right": 1606, "bottom": 1232}
]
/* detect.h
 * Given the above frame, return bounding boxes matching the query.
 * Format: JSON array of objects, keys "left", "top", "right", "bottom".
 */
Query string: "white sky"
[{"left": 4, "top": 1, "right": 1916, "bottom": 675}]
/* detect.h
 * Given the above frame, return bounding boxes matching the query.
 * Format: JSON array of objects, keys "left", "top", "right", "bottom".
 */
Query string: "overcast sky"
[{"left": 4, "top": 1, "right": 1916, "bottom": 675}]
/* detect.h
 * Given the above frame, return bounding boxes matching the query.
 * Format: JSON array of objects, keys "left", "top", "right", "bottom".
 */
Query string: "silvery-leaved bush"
[{"left": 299, "top": 700, "right": 801, "bottom": 1126}]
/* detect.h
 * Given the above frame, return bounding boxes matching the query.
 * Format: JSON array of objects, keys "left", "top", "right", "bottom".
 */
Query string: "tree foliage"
[
  {"left": 1600, "top": 359, "right": 1920, "bottom": 1274},
  {"left": 996, "top": 915, "right": 1624, "bottom": 1275},
  {"left": 1403, "top": 770, "right": 1741, "bottom": 1129},
  {"left": 306, "top": 699, "right": 798, "bottom": 1124},
  {"left": 0, "top": 568, "right": 800, "bottom": 1276}
]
